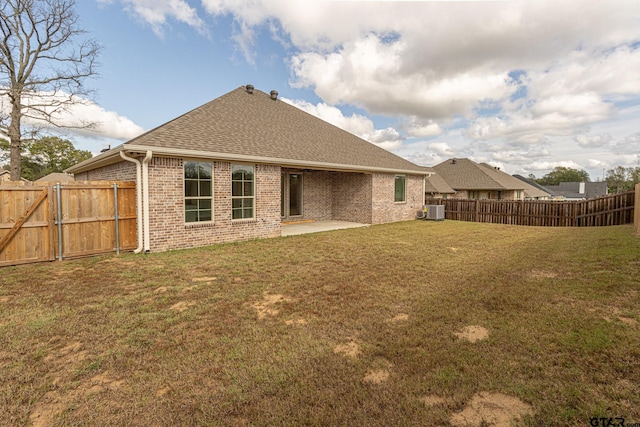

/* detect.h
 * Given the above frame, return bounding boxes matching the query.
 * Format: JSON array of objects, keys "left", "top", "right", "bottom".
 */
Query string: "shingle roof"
[
  {"left": 512, "top": 175, "right": 553, "bottom": 198},
  {"left": 433, "top": 158, "right": 525, "bottom": 190},
  {"left": 425, "top": 173, "right": 455, "bottom": 194},
  {"left": 69, "top": 86, "right": 430, "bottom": 175}
]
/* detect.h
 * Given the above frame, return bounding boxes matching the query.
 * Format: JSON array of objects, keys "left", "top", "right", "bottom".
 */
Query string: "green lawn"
[{"left": 1, "top": 221, "right": 639, "bottom": 426}]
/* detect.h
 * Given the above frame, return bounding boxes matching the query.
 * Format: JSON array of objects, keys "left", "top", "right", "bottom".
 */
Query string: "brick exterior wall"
[
  {"left": 371, "top": 173, "right": 423, "bottom": 224},
  {"left": 331, "top": 172, "right": 373, "bottom": 223},
  {"left": 147, "top": 158, "right": 281, "bottom": 252},
  {"left": 72, "top": 161, "right": 137, "bottom": 181},
  {"left": 75, "top": 156, "right": 425, "bottom": 251}
]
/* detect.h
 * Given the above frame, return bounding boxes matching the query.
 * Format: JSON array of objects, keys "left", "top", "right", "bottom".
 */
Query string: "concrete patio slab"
[{"left": 281, "top": 220, "right": 369, "bottom": 236}]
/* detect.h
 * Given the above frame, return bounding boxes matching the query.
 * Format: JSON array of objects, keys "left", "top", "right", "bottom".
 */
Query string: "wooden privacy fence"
[
  {"left": 636, "top": 183, "right": 640, "bottom": 234},
  {"left": 425, "top": 190, "right": 635, "bottom": 227},
  {"left": 0, "top": 181, "right": 136, "bottom": 267}
]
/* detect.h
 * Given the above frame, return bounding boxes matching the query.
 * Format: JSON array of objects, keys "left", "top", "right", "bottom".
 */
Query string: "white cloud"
[
  {"left": 107, "top": 0, "right": 640, "bottom": 177},
  {"left": 428, "top": 142, "right": 455, "bottom": 157},
  {"left": 574, "top": 134, "right": 612, "bottom": 148},
  {"left": 101, "top": 0, "right": 207, "bottom": 37},
  {"left": 0, "top": 91, "right": 144, "bottom": 141},
  {"left": 405, "top": 116, "right": 443, "bottom": 138},
  {"left": 281, "top": 97, "right": 403, "bottom": 150}
]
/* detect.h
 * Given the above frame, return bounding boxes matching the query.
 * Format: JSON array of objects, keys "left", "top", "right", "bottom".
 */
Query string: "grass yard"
[{"left": 1, "top": 221, "right": 639, "bottom": 426}]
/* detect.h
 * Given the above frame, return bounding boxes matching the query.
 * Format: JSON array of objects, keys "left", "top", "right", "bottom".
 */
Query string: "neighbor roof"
[
  {"left": 68, "top": 86, "right": 432, "bottom": 176},
  {"left": 433, "top": 158, "right": 525, "bottom": 190},
  {"left": 424, "top": 173, "right": 455, "bottom": 194},
  {"left": 512, "top": 175, "right": 553, "bottom": 199},
  {"left": 36, "top": 172, "right": 75, "bottom": 182}
]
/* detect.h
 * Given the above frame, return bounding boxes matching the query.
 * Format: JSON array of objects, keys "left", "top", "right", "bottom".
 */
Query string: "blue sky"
[{"left": 40, "top": 1, "right": 640, "bottom": 180}]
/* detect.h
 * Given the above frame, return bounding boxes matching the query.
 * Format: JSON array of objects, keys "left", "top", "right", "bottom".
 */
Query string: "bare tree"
[{"left": 0, "top": 0, "right": 100, "bottom": 180}]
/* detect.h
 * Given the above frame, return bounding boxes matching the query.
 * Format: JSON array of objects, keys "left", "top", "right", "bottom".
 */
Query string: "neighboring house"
[
  {"left": 432, "top": 158, "right": 526, "bottom": 200},
  {"left": 67, "top": 85, "right": 432, "bottom": 253},
  {"left": 0, "top": 170, "right": 30, "bottom": 183},
  {"left": 424, "top": 172, "right": 456, "bottom": 199},
  {"left": 543, "top": 182, "right": 608, "bottom": 200},
  {"left": 36, "top": 172, "right": 75, "bottom": 183},
  {"left": 512, "top": 175, "right": 553, "bottom": 200}
]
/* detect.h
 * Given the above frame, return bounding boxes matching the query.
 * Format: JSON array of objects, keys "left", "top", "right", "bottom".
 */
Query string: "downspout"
[
  {"left": 141, "top": 151, "right": 153, "bottom": 253},
  {"left": 120, "top": 151, "right": 143, "bottom": 254},
  {"left": 423, "top": 176, "right": 427, "bottom": 207}
]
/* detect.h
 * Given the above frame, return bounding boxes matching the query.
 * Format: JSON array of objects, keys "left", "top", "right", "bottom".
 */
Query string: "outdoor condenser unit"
[{"left": 424, "top": 205, "right": 445, "bottom": 221}]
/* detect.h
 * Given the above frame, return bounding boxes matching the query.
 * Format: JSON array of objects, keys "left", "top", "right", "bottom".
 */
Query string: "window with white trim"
[
  {"left": 232, "top": 164, "right": 255, "bottom": 219},
  {"left": 184, "top": 161, "right": 212, "bottom": 223}
]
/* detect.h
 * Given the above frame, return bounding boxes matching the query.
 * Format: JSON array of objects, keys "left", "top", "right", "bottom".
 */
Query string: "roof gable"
[
  {"left": 433, "top": 158, "right": 525, "bottom": 190},
  {"left": 425, "top": 173, "right": 455, "bottom": 194},
  {"left": 76, "top": 86, "right": 428, "bottom": 175}
]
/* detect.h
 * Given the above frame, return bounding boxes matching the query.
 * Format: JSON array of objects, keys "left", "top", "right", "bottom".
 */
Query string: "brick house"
[
  {"left": 67, "top": 85, "right": 432, "bottom": 252},
  {"left": 432, "top": 158, "right": 526, "bottom": 200}
]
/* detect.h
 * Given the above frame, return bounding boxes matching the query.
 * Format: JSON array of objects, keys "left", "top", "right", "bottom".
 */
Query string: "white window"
[
  {"left": 232, "top": 164, "right": 255, "bottom": 219},
  {"left": 184, "top": 161, "right": 212, "bottom": 223}
]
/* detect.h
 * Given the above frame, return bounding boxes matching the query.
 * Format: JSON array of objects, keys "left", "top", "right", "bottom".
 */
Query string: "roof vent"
[
  {"left": 246, "top": 84, "right": 254, "bottom": 94},
  {"left": 451, "top": 159, "right": 456, "bottom": 164},
  {"left": 270, "top": 90, "right": 278, "bottom": 100}
]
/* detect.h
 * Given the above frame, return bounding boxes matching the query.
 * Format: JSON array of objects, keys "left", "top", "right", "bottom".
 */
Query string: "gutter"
[
  {"left": 141, "top": 151, "right": 153, "bottom": 253},
  {"left": 69, "top": 144, "right": 433, "bottom": 177},
  {"left": 119, "top": 151, "right": 144, "bottom": 254}
]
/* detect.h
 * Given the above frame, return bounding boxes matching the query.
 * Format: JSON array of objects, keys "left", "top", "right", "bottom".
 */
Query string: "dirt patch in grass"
[
  {"left": 333, "top": 341, "right": 361, "bottom": 359},
  {"left": 364, "top": 358, "right": 393, "bottom": 384},
  {"left": 450, "top": 392, "right": 533, "bottom": 427},
  {"left": 454, "top": 325, "right": 489, "bottom": 343},
  {"left": 192, "top": 276, "right": 217, "bottom": 282},
  {"left": 387, "top": 313, "right": 410, "bottom": 323},
  {"left": 363, "top": 369, "right": 390, "bottom": 384},
  {"left": 169, "top": 301, "right": 196, "bottom": 312},
  {"left": 251, "top": 292, "right": 291, "bottom": 319},
  {"left": 30, "top": 372, "right": 125, "bottom": 427},
  {"left": 422, "top": 395, "right": 447, "bottom": 406}
]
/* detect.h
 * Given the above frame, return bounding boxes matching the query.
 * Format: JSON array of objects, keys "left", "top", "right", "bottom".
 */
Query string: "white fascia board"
[{"left": 118, "top": 145, "right": 432, "bottom": 176}]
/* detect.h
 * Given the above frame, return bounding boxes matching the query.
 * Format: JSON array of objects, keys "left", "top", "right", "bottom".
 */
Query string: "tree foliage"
[
  {"left": 0, "top": 135, "right": 90, "bottom": 180},
  {"left": 0, "top": 0, "right": 100, "bottom": 180},
  {"left": 534, "top": 167, "right": 591, "bottom": 186},
  {"left": 605, "top": 166, "right": 640, "bottom": 193}
]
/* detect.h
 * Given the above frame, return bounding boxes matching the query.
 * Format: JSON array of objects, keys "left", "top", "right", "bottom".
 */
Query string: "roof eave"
[{"left": 67, "top": 144, "right": 432, "bottom": 176}]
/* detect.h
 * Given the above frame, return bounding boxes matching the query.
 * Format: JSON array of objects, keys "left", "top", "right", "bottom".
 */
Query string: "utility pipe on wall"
[
  {"left": 141, "top": 151, "right": 153, "bottom": 253},
  {"left": 119, "top": 151, "right": 144, "bottom": 254}
]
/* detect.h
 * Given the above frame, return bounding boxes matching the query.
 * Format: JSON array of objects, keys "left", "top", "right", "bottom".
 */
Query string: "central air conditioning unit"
[{"left": 424, "top": 204, "right": 445, "bottom": 221}]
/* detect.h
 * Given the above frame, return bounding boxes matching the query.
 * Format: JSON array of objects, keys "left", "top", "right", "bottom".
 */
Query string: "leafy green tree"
[
  {"left": 605, "top": 166, "right": 640, "bottom": 193},
  {"left": 535, "top": 167, "right": 591, "bottom": 186},
  {"left": 0, "top": 136, "right": 91, "bottom": 180}
]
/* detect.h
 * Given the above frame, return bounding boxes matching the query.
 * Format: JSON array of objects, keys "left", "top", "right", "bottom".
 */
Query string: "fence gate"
[
  {"left": 0, "top": 181, "right": 136, "bottom": 267},
  {"left": 0, "top": 185, "right": 54, "bottom": 266}
]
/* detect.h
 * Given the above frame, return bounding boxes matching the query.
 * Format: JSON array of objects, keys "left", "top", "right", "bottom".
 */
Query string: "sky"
[{"left": 26, "top": 0, "right": 640, "bottom": 180}]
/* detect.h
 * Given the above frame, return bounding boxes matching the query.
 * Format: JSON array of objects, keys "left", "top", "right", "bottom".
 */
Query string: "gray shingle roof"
[
  {"left": 425, "top": 173, "right": 455, "bottom": 194},
  {"left": 433, "top": 158, "right": 525, "bottom": 190},
  {"left": 512, "top": 175, "right": 553, "bottom": 198},
  {"left": 70, "top": 86, "right": 430, "bottom": 175}
]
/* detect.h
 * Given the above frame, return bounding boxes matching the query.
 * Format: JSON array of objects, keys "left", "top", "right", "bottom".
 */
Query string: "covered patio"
[{"left": 281, "top": 220, "right": 369, "bottom": 236}]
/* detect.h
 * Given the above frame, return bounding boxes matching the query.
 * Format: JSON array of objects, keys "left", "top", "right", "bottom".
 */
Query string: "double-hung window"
[
  {"left": 394, "top": 175, "right": 406, "bottom": 203},
  {"left": 232, "top": 164, "right": 255, "bottom": 219},
  {"left": 184, "top": 161, "right": 212, "bottom": 223}
]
